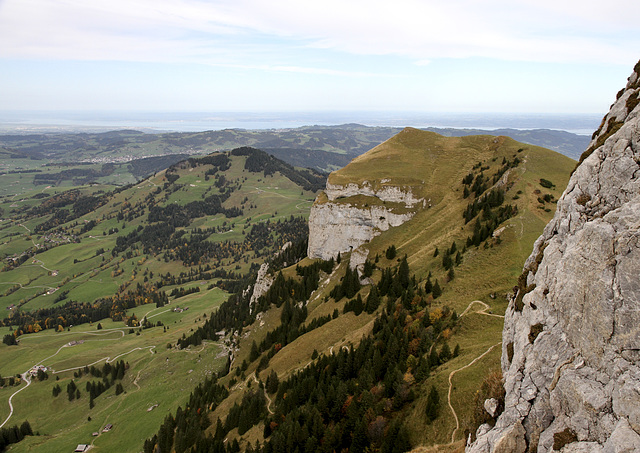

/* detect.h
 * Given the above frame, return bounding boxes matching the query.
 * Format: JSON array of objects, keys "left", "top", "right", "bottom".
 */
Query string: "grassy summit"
[{"left": 297, "top": 128, "right": 576, "bottom": 448}]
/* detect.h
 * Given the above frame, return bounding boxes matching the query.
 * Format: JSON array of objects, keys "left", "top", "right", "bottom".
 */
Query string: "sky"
[{"left": 0, "top": 0, "right": 638, "bottom": 114}]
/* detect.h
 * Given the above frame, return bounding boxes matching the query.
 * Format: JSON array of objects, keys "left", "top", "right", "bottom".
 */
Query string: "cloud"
[{"left": 1, "top": 0, "right": 638, "bottom": 68}]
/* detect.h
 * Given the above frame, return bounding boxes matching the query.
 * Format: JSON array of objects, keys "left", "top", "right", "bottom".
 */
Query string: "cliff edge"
[
  {"left": 469, "top": 61, "right": 640, "bottom": 452},
  {"left": 307, "top": 183, "right": 420, "bottom": 262}
]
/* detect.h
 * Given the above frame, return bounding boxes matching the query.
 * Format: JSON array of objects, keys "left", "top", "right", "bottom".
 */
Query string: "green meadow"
[{"left": 1, "top": 289, "right": 228, "bottom": 452}]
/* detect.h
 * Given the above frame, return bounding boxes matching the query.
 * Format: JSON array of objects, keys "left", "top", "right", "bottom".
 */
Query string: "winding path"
[
  {"left": 0, "top": 374, "right": 31, "bottom": 429},
  {"left": 445, "top": 299, "right": 504, "bottom": 443},
  {"left": 448, "top": 343, "right": 501, "bottom": 443},
  {"left": 0, "top": 318, "right": 164, "bottom": 428},
  {"left": 231, "top": 372, "right": 275, "bottom": 415},
  {"left": 459, "top": 300, "right": 504, "bottom": 319}
]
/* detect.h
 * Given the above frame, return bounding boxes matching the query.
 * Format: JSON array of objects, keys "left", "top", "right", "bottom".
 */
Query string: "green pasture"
[{"left": 0, "top": 288, "right": 228, "bottom": 452}]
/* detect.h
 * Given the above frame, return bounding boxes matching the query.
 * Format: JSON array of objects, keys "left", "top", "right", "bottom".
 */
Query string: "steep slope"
[
  {"left": 299, "top": 129, "right": 576, "bottom": 449},
  {"left": 469, "top": 61, "right": 640, "bottom": 452}
]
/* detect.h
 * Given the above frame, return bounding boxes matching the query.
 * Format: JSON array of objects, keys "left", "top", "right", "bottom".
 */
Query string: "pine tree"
[
  {"left": 432, "top": 279, "right": 442, "bottom": 299},
  {"left": 428, "top": 347, "right": 440, "bottom": 368},
  {"left": 365, "top": 286, "right": 380, "bottom": 314},
  {"left": 425, "top": 385, "right": 440, "bottom": 422},
  {"left": 398, "top": 255, "right": 410, "bottom": 289},
  {"left": 385, "top": 245, "right": 397, "bottom": 260},
  {"left": 266, "top": 370, "right": 279, "bottom": 394},
  {"left": 424, "top": 274, "right": 433, "bottom": 294},
  {"left": 439, "top": 343, "right": 452, "bottom": 362},
  {"left": 19, "top": 421, "right": 33, "bottom": 437},
  {"left": 353, "top": 293, "right": 364, "bottom": 315},
  {"left": 249, "top": 340, "right": 259, "bottom": 362}
]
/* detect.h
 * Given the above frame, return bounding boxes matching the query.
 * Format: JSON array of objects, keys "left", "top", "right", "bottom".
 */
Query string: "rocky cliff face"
[
  {"left": 324, "top": 181, "right": 425, "bottom": 208},
  {"left": 307, "top": 182, "right": 420, "bottom": 261},
  {"left": 469, "top": 61, "right": 640, "bottom": 452}
]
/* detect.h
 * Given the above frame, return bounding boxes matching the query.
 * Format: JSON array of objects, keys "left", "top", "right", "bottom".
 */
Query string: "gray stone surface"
[
  {"left": 468, "top": 62, "right": 640, "bottom": 452},
  {"left": 249, "top": 262, "right": 274, "bottom": 307},
  {"left": 324, "top": 181, "right": 424, "bottom": 207},
  {"left": 484, "top": 398, "right": 499, "bottom": 418},
  {"left": 307, "top": 183, "right": 416, "bottom": 261}
]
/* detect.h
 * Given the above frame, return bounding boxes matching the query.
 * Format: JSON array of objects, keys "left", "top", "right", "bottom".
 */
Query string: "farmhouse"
[
  {"left": 29, "top": 365, "right": 47, "bottom": 377},
  {"left": 74, "top": 445, "right": 89, "bottom": 452}
]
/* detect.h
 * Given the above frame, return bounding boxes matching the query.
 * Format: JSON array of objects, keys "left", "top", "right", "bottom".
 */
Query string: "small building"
[
  {"left": 74, "top": 445, "right": 89, "bottom": 452},
  {"left": 29, "top": 365, "right": 47, "bottom": 377},
  {"left": 102, "top": 423, "right": 113, "bottom": 433}
]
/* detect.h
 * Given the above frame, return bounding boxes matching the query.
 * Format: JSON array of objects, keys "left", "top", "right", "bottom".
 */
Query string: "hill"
[
  {"left": 300, "top": 129, "right": 575, "bottom": 450},
  {"left": 0, "top": 148, "right": 323, "bottom": 452}
]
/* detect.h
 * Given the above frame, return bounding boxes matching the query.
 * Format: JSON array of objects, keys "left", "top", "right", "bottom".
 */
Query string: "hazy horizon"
[{"left": 0, "top": 110, "right": 603, "bottom": 136}]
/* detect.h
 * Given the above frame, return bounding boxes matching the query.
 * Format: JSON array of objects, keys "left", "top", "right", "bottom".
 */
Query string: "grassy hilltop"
[{"left": 0, "top": 129, "right": 575, "bottom": 452}]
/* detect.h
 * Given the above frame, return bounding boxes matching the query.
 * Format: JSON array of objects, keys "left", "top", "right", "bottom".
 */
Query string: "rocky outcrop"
[
  {"left": 324, "top": 181, "right": 425, "bottom": 207},
  {"left": 249, "top": 262, "right": 274, "bottom": 307},
  {"left": 469, "top": 61, "right": 640, "bottom": 452},
  {"left": 249, "top": 242, "right": 291, "bottom": 310},
  {"left": 307, "top": 183, "right": 417, "bottom": 261}
]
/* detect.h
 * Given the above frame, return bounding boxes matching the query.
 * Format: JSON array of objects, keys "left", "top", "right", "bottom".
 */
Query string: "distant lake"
[{"left": 0, "top": 111, "right": 603, "bottom": 135}]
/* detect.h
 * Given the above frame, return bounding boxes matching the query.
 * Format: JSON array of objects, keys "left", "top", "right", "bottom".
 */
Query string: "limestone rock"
[
  {"left": 249, "top": 242, "right": 291, "bottom": 309},
  {"left": 308, "top": 182, "right": 417, "bottom": 260},
  {"left": 249, "top": 262, "right": 274, "bottom": 307},
  {"left": 468, "top": 60, "right": 640, "bottom": 452},
  {"left": 493, "top": 420, "right": 527, "bottom": 453},
  {"left": 484, "top": 398, "right": 499, "bottom": 418},
  {"left": 324, "top": 181, "right": 424, "bottom": 207}
]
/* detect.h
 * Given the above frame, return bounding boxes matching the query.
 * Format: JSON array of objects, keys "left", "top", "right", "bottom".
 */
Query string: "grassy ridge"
[
  {"left": 147, "top": 130, "right": 575, "bottom": 452},
  {"left": 330, "top": 130, "right": 573, "bottom": 446}
]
